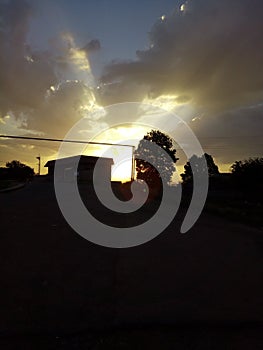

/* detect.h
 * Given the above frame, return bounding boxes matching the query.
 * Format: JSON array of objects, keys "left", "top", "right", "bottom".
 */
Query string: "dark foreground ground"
[{"left": 0, "top": 178, "right": 263, "bottom": 349}]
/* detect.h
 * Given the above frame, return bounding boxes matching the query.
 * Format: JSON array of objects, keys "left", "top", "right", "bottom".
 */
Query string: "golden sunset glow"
[
  {"left": 111, "top": 159, "right": 133, "bottom": 182},
  {"left": 1, "top": 0, "right": 261, "bottom": 183},
  {"left": 84, "top": 125, "right": 148, "bottom": 182},
  {"left": 143, "top": 95, "right": 179, "bottom": 112},
  {"left": 69, "top": 47, "right": 91, "bottom": 71}
]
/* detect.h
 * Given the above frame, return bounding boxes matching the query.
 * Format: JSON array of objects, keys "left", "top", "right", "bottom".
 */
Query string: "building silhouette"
[{"left": 44, "top": 155, "right": 114, "bottom": 183}]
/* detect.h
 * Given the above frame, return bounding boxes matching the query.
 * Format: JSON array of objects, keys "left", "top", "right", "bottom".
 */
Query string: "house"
[
  {"left": 0, "top": 167, "right": 9, "bottom": 180},
  {"left": 44, "top": 155, "right": 114, "bottom": 183}
]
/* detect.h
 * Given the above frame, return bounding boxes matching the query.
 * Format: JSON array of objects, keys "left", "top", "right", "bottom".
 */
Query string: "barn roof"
[{"left": 44, "top": 155, "right": 114, "bottom": 167}]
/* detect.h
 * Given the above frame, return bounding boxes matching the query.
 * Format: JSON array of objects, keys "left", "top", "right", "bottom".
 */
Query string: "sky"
[{"left": 0, "top": 0, "right": 263, "bottom": 180}]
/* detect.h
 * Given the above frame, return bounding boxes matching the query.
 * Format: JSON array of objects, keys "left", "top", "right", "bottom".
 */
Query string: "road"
[{"left": 0, "top": 179, "right": 263, "bottom": 348}]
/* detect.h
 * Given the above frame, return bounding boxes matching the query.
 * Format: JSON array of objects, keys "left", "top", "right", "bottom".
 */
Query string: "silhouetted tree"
[
  {"left": 135, "top": 130, "right": 178, "bottom": 186},
  {"left": 229, "top": 157, "right": 263, "bottom": 205},
  {"left": 181, "top": 153, "right": 219, "bottom": 184},
  {"left": 6, "top": 160, "right": 34, "bottom": 181},
  {"left": 231, "top": 157, "right": 263, "bottom": 184}
]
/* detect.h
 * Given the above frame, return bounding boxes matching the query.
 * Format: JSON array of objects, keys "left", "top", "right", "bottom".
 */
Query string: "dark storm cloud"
[
  {"left": 0, "top": 0, "right": 101, "bottom": 138},
  {"left": 0, "top": 0, "right": 57, "bottom": 116},
  {"left": 190, "top": 104, "right": 263, "bottom": 163},
  {"left": 81, "top": 39, "right": 101, "bottom": 54},
  {"left": 99, "top": 0, "right": 263, "bottom": 166},
  {"left": 96, "top": 80, "right": 149, "bottom": 107},
  {"left": 26, "top": 81, "right": 99, "bottom": 138},
  {"left": 101, "top": 0, "right": 263, "bottom": 111}
]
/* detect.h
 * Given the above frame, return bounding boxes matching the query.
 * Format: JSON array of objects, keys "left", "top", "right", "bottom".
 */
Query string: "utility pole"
[
  {"left": 0, "top": 135, "right": 136, "bottom": 181},
  {"left": 131, "top": 146, "right": 135, "bottom": 182},
  {"left": 36, "top": 155, "right": 41, "bottom": 175}
]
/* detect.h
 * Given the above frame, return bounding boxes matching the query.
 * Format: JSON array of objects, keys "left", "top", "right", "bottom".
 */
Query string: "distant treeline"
[{"left": 0, "top": 160, "right": 34, "bottom": 181}]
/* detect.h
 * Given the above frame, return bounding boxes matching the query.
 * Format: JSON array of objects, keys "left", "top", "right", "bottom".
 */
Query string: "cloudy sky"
[{"left": 0, "top": 0, "right": 263, "bottom": 180}]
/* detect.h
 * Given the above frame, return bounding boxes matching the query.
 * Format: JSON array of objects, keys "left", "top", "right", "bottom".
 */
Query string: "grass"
[{"left": 205, "top": 196, "right": 263, "bottom": 229}]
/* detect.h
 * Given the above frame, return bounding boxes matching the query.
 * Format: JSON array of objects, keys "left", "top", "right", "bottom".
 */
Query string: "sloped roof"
[{"left": 44, "top": 155, "right": 114, "bottom": 167}]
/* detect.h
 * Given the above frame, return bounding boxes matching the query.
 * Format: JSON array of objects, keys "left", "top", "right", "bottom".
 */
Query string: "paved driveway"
[{"left": 0, "top": 179, "right": 262, "bottom": 347}]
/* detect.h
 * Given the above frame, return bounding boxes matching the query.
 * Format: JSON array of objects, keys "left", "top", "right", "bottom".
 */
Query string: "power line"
[
  {"left": 0, "top": 134, "right": 136, "bottom": 181},
  {"left": 0, "top": 134, "right": 262, "bottom": 153},
  {"left": 198, "top": 135, "right": 263, "bottom": 139},
  {"left": 0, "top": 134, "right": 134, "bottom": 149}
]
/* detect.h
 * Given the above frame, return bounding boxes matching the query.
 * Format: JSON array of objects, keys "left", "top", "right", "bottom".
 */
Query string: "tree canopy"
[
  {"left": 181, "top": 153, "right": 219, "bottom": 184},
  {"left": 231, "top": 157, "right": 263, "bottom": 183},
  {"left": 135, "top": 130, "right": 178, "bottom": 186},
  {"left": 5, "top": 160, "right": 34, "bottom": 180}
]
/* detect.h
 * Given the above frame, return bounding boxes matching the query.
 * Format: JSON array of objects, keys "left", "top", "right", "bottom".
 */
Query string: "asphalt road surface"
[{"left": 0, "top": 179, "right": 263, "bottom": 349}]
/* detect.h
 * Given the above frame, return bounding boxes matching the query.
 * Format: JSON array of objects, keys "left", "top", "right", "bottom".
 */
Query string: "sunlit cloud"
[
  {"left": 102, "top": 0, "right": 263, "bottom": 112},
  {"left": 61, "top": 32, "right": 100, "bottom": 63},
  {"left": 21, "top": 144, "right": 35, "bottom": 149},
  {"left": 1, "top": 0, "right": 262, "bottom": 180},
  {"left": 180, "top": 3, "right": 187, "bottom": 12},
  {"left": 143, "top": 95, "right": 180, "bottom": 112}
]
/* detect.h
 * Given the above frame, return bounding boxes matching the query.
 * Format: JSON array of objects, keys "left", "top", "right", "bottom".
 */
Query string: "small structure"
[
  {"left": 0, "top": 167, "right": 9, "bottom": 180},
  {"left": 44, "top": 155, "right": 114, "bottom": 183}
]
